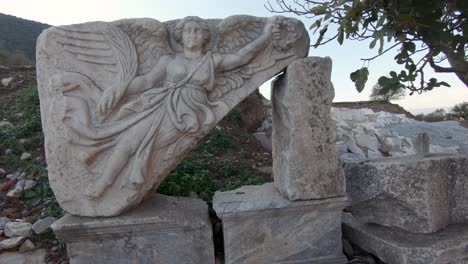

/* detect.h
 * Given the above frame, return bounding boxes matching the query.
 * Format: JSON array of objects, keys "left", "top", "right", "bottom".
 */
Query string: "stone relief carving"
[{"left": 36, "top": 15, "right": 309, "bottom": 216}]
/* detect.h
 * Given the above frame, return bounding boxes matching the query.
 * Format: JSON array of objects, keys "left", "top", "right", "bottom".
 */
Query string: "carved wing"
[
  {"left": 55, "top": 22, "right": 138, "bottom": 92},
  {"left": 210, "top": 16, "right": 271, "bottom": 99},
  {"left": 214, "top": 15, "right": 265, "bottom": 54},
  {"left": 114, "top": 18, "right": 173, "bottom": 75}
]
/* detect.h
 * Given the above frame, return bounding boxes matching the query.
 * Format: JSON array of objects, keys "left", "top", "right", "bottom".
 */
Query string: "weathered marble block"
[
  {"left": 271, "top": 57, "right": 345, "bottom": 200},
  {"left": 36, "top": 15, "right": 309, "bottom": 216},
  {"left": 345, "top": 154, "right": 468, "bottom": 234},
  {"left": 213, "top": 183, "right": 349, "bottom": 264},
  {"left": 343, "top": 213, "right": 468, "bottom": 264},
  {"left": 52, "top": 194, "right": 214, "bottom": 264}
]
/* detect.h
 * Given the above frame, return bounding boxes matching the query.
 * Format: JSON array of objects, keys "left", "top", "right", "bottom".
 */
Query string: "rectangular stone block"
[
  {"left": 213, "top": 183, "right": 349, "bottom": 264},
  {"left": 52, "top": 194, "right": 214, "bottom": 264},
  {"left": 272, "top": 57, "right": 345, "bottom": 200},
  {"left": 343, "top": 213, "right": 468, "bottom": 264},
  {"left": 345, "top": 154, "right": 468, "bottom": 234}
]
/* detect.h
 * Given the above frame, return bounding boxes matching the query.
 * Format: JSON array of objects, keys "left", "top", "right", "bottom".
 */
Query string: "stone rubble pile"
[
  {"left": 331, "top": 107, "right": 466, "bottom": 162},
  {"left": 256, "top": 106, "right": 468, "bottom": 162}
]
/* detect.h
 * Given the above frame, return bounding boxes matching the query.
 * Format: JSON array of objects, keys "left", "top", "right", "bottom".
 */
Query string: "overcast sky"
[{"left": 3, "top": 0, "right": 467, "bottom": 114}]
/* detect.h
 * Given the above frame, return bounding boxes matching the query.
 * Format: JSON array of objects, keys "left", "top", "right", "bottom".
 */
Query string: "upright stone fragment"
[
  {"left": 36, "top": 15, "right": 309, "bottom": 216},
  {"left": 345, "top": 154, "right": 468, "bottom": 233},
  {"left": 272, "top": 57, "right": 345, "bottom": 200},
  {"left": 213, "top": 183, "right": 349, "bottom": 264},
  {"left": 52, "top": 194, "right": 214, "bottom": 264}
]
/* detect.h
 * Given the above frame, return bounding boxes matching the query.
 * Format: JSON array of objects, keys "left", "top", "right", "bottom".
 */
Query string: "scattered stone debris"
[
  {"left": 18, "top": 239, "right": 35, "bottom": 252},
  {"left": 0, "top": 236, "right": 26, "bottom": 250}
]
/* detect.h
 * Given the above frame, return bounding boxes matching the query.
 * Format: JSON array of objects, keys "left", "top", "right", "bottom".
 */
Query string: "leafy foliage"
[
  {"left": 451, "top": 101, "right": 468, "bottom": 119},
  {"left": 369, "top": 83, "right": 405, "bottom": 101},
  {"left": 158, "top": 129, "right": 265, "bottom": 200},
  {"left": 267, "top": 0, "right": 468, "bottom": 94}
]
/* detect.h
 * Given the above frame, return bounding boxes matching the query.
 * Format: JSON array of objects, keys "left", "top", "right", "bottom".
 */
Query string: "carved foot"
[{"left": 84, "top": 182, "right": 106, "bottom": 199}]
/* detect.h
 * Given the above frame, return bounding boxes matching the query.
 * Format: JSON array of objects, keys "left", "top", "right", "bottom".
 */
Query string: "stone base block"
[
  {"left": 52, "top": 194, "right": 214, "bottom": 264},
  {"left": 343, "top": 213, "right": 468, "bottom": 264},
  {"left": 213, "top": 183, "right": 349, "bottom": 264},
  {"left": 345, "top": 154, "right": 468, "bottom": 234}
]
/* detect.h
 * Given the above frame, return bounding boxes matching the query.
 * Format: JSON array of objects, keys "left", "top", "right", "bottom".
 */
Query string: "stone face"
[
  {"left": 4, "top": 222, "right": 32, "bottom": 237},
  {"left": 271, "top": 57, "right": 345, "bottom": 200},
  {"left": 0, "top": 249, "right": 46, "bottom": 264},
  {"left": 36, "top": 15, "right": 309, "bottom": 216},
  {"left": 32, "top": 217, "right": 56, "bottom": 234},
  {"left": 343, "top": 213, "right": 468, "bottom": 264},
  {"left": 345, "top": 154, "right": 468, "bottom": 233},
  {"left": 52, "top": 194, "right": 214, "bottom": 264},
  {"left": 213, "top": 183, "right": 349, "bottom": 264}
]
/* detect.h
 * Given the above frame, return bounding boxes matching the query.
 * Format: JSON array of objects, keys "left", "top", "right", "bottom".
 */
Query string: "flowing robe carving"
[{"left": 36, "top": 15, "right": 309, "bottom": 216}]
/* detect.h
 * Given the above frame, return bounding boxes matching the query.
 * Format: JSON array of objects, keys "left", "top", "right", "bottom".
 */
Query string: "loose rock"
[
  {"left": 23, "top": 180, "right": 36, "bottom": 190},
  {"left": 18, "top": 239, "right": 35, "bottom": 252},
  {"left": 4, "top": 222, "right": 32, "bottom": 238},
  {"left": 0, "top": 236, "right": 26, "bottom": 250},
  {"left": 6, "top": 188, "right": 22, "bottom": 198},
  {"left": 1, "top": 77, "right": 13, "bottom": 87},
  {"left": 0, "top": 179, "right": 17, "bottom": 192},
  {"left": 0, "top": 168, "right": 6, "bottom": 178},
  {"left": 20, "top": 152, "right": 32, "bottom": 160},
  {"left": 32, "top": 217, "right": 56, "bottom": 234},
  {"left": 0, "top": 217, "right": 11, "bottom": 229}
]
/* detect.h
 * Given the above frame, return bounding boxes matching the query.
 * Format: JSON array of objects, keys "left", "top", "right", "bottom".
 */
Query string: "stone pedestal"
[
  {"left": 343, "top": 213, "right": 468, "bottom": 264},
  {"left": 213, "top": 183, "right": 349, "bottom": 264},
  {"left": 52, "top": 194, "right": 214, "bottom": 264}
]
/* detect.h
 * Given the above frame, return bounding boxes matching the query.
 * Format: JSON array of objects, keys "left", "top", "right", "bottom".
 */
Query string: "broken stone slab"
[
  {"left": 52, "top": 194, "right": 214, "bottom": 264},
  {"left": 343, "top": 213, "right": 468, "bottom": 264},
  {"left": 272, "top": 57, "right": 345, "bottom": 200},
  {"left": 32, "top": 217, "right": 56, "bottom": 234},
  {"left": 0, "top": 249, "right": 46, "bottom": 264},
  {"left": 0, "top": 236, "right": 26, "bottom": 250},
  {"left": 213, "top": 183, "right": 349, "bottom": 264},
  {"left": 4, "top": 222, "right": 32, "bottom": 237},
  {"left": 345, "top": 153, "right": 468, "bottom": 234},
  {"left": 37, "top": 15, "right": 309, "bottom": 217}
]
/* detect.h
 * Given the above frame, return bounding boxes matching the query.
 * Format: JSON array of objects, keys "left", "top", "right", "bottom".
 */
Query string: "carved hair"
[{"left": 174, "top": 16, "right": 211, "bottom": 47}]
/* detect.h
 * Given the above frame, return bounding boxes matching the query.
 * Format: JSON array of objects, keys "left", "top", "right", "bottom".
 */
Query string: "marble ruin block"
[
  {"left": 213, "top": 183, "right": 349, "bottom": 264},
  {"left": 343, "top": 213, "right": 468, "bottom": 264},
  {"left": 345, "top": 154, "right": 468, "bottom": 234},
  {"left": 51, "top": 194, "right": 214, "bottom": 264},
  {"left": 271, "top": 57, "right": 345, "bottom": 200},
  {"left": 36, "top": 15, "right": 309, "bottom": 216}
]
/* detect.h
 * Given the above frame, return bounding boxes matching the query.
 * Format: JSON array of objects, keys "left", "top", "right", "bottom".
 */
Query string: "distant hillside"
[{"left": 0, "top": 13, "right": 50, "bottom": 62}]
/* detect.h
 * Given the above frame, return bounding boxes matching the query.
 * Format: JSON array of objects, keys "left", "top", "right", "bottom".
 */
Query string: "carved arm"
[{"left": 215, "top": 22, "right": 273, "bottom": 72}]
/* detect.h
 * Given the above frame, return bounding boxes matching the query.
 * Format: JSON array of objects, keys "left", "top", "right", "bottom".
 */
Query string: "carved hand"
[{"left": 97, "top": 85, "right": 123, "bottom": 114}]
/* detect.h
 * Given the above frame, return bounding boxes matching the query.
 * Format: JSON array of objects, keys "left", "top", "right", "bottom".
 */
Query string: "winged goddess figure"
[{"left": 37, "top": 15, "right": 309, "bottom": 216}]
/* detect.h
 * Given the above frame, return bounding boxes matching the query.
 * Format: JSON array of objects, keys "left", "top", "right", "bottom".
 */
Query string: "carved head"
[{"left": 174, "top": 16, "right": 211, "bottom": 51}]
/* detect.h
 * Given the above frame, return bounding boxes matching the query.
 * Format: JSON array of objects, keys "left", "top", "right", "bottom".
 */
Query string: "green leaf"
[
  {"left": 350, "top": 67, "right": 369, "bottom": 93},
  {"left": 337, "top": 27, "right": 344, "bottom": 45},
  {"left": 310, "top": 6, "right": 327, "bottom": 15},
  {"left": 403, "top": 42, "right": 416, "bottom": 53},
  {"left": 369, "top": 38, "right": 377, "bottom": 49}
]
